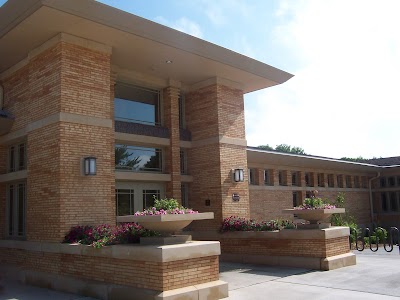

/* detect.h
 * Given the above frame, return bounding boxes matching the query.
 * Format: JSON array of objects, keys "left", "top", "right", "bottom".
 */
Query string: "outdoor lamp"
[
  {"left": 84, "top": 157, "right": 97, "bottom": 175},
  {"left": 233, "top": 168, "right": 244, "bottom": 182}
]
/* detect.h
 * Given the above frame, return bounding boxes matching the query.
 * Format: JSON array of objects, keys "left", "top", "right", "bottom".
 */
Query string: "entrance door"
[{"left": 115, "top": 182, "right": 165, "bottom": 215}]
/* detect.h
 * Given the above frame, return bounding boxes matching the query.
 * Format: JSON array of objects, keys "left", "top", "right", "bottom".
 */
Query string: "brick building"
[{"left": 0, "top": 0, "right": 399, "bottom": 247}]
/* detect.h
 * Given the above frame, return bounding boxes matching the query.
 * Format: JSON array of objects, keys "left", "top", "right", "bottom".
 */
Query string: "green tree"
[
  {"left": 257, "top": 144, "right": 274, "bottom": 151},
  {"left": 340, "top": 156, "right": 369, "bottom": 163},
  {"left": 275, "top": 144, "right": 306, "bottom": 155},
  {"left": 115, "top": 146, "right": 141, "bottom": 170}
]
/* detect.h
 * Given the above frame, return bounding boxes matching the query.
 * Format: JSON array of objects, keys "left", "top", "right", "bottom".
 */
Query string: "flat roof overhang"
[
  {"left": 0, "top": 0, "right": 293, "bottom": 93},
  {"left": 247, "top": 148, "right": 382, "bottom": 173}
]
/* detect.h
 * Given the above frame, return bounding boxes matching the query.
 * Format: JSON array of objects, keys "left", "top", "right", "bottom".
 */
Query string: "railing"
[{"left": 350, "top": 226, "right": 399, "bottom": 254}]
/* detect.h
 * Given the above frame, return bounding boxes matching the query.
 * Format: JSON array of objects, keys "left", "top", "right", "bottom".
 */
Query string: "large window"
[
  {"left": 180, "top": 149, "right": 187, "bottom": 175},
  {"left": 264, "top": 170, "right": 272, "bottom": 186},
  {"left": 114, "top": 83, "right": 160, "bottom": 126},
  {"left": 116, "top": 189, "right": 135, "bottom": 216},
  {"left": 143, "top": 190, "right": 161, "bottom": 208},
  {"left": 317, "top": 173, "right": 324, "bottom": 187},
  {"left": 8, "top": 142, "right": 26, "bottom": 173},
  {"left": 181, "top": 184, "right": 188, "bottom": 208},
  {"left": 248, "top": 169, "right": 256, "bottom": 185},
  {"left": 115, "top": 145, "right": 162, "bottom": 172},
  {"left": 7, "top": 182, "right": 26, "bottom": 238},
  {"left": 327, "top": 174, "right": 334, "bottom": 187},
  {"left": 292, "top": 171, "right": 300, "bottom": 186}
]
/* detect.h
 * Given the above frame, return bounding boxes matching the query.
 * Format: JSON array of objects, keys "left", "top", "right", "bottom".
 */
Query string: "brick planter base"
[
  {"left": 0, "top": 240, "right": 228, "bottom": 299},
  {"left": 191, "top": 226, "right": 356, "bottom": 271}
]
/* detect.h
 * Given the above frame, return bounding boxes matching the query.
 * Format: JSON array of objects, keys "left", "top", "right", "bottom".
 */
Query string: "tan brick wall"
[
  {"left": 249, "top": 189, "right": 293, "bottom": 222},
  {"left": 186, "top": 83, "right": 249, "bottom": 231},
  {"left": 249, "top": 187, "right": 371, "bottom": 224},
  {"left": 1, "top": 40, "right": 114, "bottom": 242},
  {"left": 220, "top": 236, "right": 349, "bottom": 258},
  {"left": 26, "top": 123, "right": 61, "bottom": 241},
  {"left": 0, "top": 248, "right": 219, "bottom": 292}
]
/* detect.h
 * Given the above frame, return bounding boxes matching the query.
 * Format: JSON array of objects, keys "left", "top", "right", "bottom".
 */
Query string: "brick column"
[
  {"left": 163, "top": 86, "right": 181, "bottom": 203},
  {"left": 186, "top": 82, "right": 249, "bottom": 231},
  {"left": 256, "top": 169, "right": 264, "bottom": 185}
]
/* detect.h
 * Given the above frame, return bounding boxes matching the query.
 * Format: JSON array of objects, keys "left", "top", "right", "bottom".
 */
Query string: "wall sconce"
[
  {"left": 233, "top": 168, "right": 244, "bottom": 182},
  {"left": 84, "top": 157, "right": 97, "bottom": 176}
]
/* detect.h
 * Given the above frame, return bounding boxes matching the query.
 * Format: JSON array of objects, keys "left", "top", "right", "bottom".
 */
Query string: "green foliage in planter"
[
  {"left": 154, "top": 197, "right": 180, "bottom": 210},
  {"left": 221, "top": 216, "right": 296, "bottom": 232},
  {"left": 63, "top": 223, "right": 160, "bottom": 248},
  {"left": 330, "top": 193, "right": 358, "bottom": 243}
]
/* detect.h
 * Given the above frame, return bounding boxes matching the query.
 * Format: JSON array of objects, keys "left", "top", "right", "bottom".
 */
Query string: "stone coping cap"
[
  {"left": 282, "top": 208, "right": 346, "bottom": 214},
  {"left": 0, "top": 240, "right": 221, "bottom": 263},
  {"left": 118, "top": 212, "right": 214, "bottom": 223},
  {"left": 191, "top": 226, "right": 350, "bottom": 240}
]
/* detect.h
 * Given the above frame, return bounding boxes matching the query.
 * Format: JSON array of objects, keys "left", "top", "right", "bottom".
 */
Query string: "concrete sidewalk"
[
  {"left": 1, "top": 250, "right": 399, "bottom": 300},
  {"left": 221, "top": 250, "right": 400, "bottom": 299}
]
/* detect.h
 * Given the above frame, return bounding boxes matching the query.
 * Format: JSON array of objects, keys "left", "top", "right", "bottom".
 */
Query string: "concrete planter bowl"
[
  {"left": 117, "top": 212, "right": 214, "bottom": 236},
  {"left": 282, "top": 208, "right": 345, "bottom": 229}
]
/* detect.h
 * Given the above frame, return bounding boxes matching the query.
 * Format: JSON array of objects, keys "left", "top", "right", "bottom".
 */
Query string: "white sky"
[
  {"left": 4, "top": 0, "right": 399, "bottom": 159},
  {"left": 245, "top": 1, "right": 400, "bottom": 159}
]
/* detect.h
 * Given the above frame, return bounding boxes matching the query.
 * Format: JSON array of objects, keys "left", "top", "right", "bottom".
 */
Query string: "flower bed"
[
  {"left": 63, "top": 223, "right": 159, "bottom": 248},
  {"left": 220, "top": 216, "right": 296, "bottom": 232},
  {"left": 133, "top": 197, "right": 198, "bottom": 216},
  {"left": 294, "top": 197, "right": 336, "bottom": 210}
]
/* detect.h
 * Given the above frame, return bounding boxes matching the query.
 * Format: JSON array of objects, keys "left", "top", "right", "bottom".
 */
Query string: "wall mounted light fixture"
[
  {"left": 233, "top": 168, "right": 244, "bottom": 182},
  {"left": 84, "top": 157, "right": 97, "bottom": 176}
]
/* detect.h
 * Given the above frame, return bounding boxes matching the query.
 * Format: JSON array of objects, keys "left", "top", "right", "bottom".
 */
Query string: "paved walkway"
[
  {"left": 1, "top": 250, "right": 399, "bottom": 300},
  {"left": 221, "top": 250, "right": 400, "bottom": 299}
]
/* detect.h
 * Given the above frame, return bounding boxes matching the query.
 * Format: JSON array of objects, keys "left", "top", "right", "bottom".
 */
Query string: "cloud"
[
  {"left": 154, "top": 16, "right": 203, "bottom": 38},
  {"left": 197, "top": 0, "right": 252, "bottom": 26},
  {"left": 246, "top": 0, "right": 400, "bottom": 158}
]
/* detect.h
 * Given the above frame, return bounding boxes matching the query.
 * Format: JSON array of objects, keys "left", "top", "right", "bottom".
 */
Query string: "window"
[
  {"left": 8, "top": 142, "right": 26, "bottom": 173},
  {"left": 115, "top": 145, "right": 162, "bottom": 172},
  {"left": 114, "top": 83, "right": 160, "bottom": 126},
  {"left": 292, "top": 191, "right": 300, "bottom": 207},
  {"left": 354, "top": 176, "right": 360, "bottom": 188},
  {"left": 361, "top": 176, "right": 368, "bottom": 188},
  {"left": 327, "top": 174, "right": 334, "bottom": 187},
  {"left": 292, "top": 171, "right": 300, "bottom": 186},
  {"left": 381, "top": 193, "right": 388, "bottom": 212},
  {"left": 264, "top": 170, "right": 271, "bottom": 185},
  {"left": 116, "top": 189, "right": 134, "bottom": 216},
  {"left": 390, "top": 192, "right": 398, "bottom": 212},
  {"left": 180, "top": 149, "right": 187, "bottom": 175},
  {"left": 305, "top": 172, "right": 313, "bottom": 187},
  {"left": 181, "top": 184, "right": 188, "bottom": 208},
  {"left": 380, "top": 177, "right": 387, "bottom": 188},
  {"left": 248, "top": 169, "right": 256, "bottom": 185},
  {"left": 7, "top": 182, "right": 26, "bottom": 238},
  {"left": 317, "top": 173, "right": 324, "bottom": 187},
  {"left": 143, "top": 190, "right": 161, "bottom": 208},
  {"left": 388, "top": 177, "right": 395, "bottom": 187},
  {"left": 345, "top": 175, "right": 352, "bottom": 188},
  {"left": 278, "top": 170, "right": 285, "bottom": 186},
  {"left": 337, "top": 175, "right": 343, "bottom": 188}
]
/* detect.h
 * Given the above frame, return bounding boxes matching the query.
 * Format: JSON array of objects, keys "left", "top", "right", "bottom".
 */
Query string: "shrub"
[
  {"left": 63, "top": 223, "right": 159, "bottom": 248},
  {"left": 296, "top": 197, "right": 336, "bottom": 210},
  {"left": 134, "top": 197, "right": 198, "bottom": 216},
  {"left": 221, "top": 216, "right": 296, "bottom": 232},
  {"left": 154, "top": 198, "right": 180, "bottom": 210}
]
